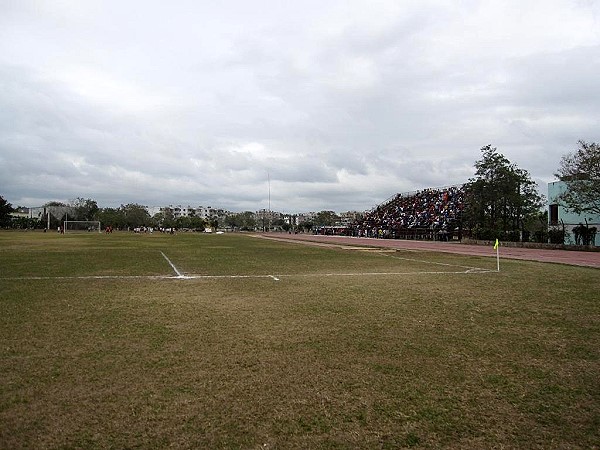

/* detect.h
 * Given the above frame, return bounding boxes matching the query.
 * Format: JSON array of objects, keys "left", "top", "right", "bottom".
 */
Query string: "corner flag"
[{"left": 493, "top": 238, "right": 500, "bottom": 272}]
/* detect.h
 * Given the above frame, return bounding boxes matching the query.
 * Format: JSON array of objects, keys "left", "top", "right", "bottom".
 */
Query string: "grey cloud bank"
[{"left": 1, "top": 0, "right": 599, "bottom": 212}]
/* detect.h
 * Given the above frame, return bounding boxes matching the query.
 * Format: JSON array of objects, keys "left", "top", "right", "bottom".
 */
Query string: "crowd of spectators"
[{"left": 350, "top": 186, "right": 465, "bottom": 240}]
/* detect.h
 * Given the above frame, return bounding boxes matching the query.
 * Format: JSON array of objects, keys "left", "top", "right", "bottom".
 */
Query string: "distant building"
[
  {"left": 147, "top": 205, "right": 232, "bottom": 222},
  {"left": 548, "top": 181, "right": 599, "bottom": 246},
  {"left": 338, "top": 211, "right": 364, "bottom": 226},
  {"left": 9, "top": 208, "right": 29, "bottom": 220},
  {"left": 197, "top": 206, "right": 230, "bottom": 222},
  {"left": 255, "top": 209, "right": 281, "bottom": 231},
  {"left": 297, "top": 212, "right": 317, "bottom": 224}
]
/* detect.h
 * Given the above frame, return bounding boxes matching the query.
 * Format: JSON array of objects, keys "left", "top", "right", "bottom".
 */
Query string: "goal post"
[{"left": 63, "top": 220, "right": 102, "bottom": 233}]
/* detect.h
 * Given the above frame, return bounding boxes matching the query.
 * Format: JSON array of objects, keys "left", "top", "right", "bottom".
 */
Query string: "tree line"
[
  {"left": 0, "top": 197, "right": 348, "bottom": 233},
  {"left": 1, "top": 141, "right": 598, "bottom": 243}
]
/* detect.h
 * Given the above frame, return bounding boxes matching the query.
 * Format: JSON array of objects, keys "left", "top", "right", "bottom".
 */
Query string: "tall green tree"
[
  {"left": 120, "top": 204, "right": 150, "bottom": 228},
  {"left": 98, "top": 208, "right": 125, "bottom": 229},
  {"left": 0, "top": 195, "right": 14, "bottom": 227},
  {"left": 238, "top": 211, "right": 257, "bottom": 230},
  {"left": 314, "top": 210, "right": 339, "bottom": 227},
  {"left": 208, "top": 218, "right": 219, "bottom": 231},
  {"left": 70, "top": 197, "right": 99, "bottom": 220},
  {"left": 298, "top": 220, "right": 313, "bottom": 233},
  {"left": 463, "top": 145, "right": 543, "bottom": 240},
  {"left": 225, "top": 211, "right": 256, "bottom": 231},
  {"left": 152, "top": 209, "right": 175, "bottom": 228},
  {"left": 554, "top": 140, "right": 600, "bottom": 215},
  {"left": 175, "top": 216, "right": 206, "bottom": 230},
  {"left": 11, "top": 216, "right": 42, "bottom": 229}
]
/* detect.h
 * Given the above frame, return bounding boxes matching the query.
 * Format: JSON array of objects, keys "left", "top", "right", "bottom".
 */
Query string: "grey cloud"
[
  {"left": 509, "top": 45, "right": 600, "bottom": 113},
  {"left": 2, "top": 1, "right": 600, "bottom": 212}
]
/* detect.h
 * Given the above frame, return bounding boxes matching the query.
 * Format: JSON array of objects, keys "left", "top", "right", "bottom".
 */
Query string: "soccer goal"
[{"left": 63, "top": 220, "right": 102, "bottom": 233}]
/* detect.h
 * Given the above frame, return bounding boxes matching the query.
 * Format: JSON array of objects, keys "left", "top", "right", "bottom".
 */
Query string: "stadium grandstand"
[{"left": 319, "top": 185, "right": 465, "bottom": 240}]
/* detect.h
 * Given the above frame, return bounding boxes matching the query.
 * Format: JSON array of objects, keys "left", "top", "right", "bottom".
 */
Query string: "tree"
[
  {"left": 45, "top": 201, "right": 67, "bottom": 207},
  {"left": 297, "top": 220, "right": 313, "bottom": 233},
  {"left": 208, "top": 218, "right": 219, "bottom": 231},
  {"left": 463, "top": 145, "right": 543, "bottom": 241},
  {"left": 0, "top": 195, "right": 14, "bottom": 228},
  {"left": 11, "top": 216, "right": 42, "bottom": 230},
  {"left": 554, "top": 140, "right": 600, "bottom": 215},
  {"left": 238, "top": 211, "right": 257, "bottom": 230},
  {"left": 188, "top": 216, "right": 206, "bottom": 231},
  {"left": 119, "top": 204, "right": 150, "bottom": 228},
  {"left": 225, "top": 211, "right": 256, "bottom": 231},
  {"left": 70, "top": 197, "right": 99, "bottom": 220},
  {"left": 272, "top": 218, "right": 286, "bottom": 230},
  {"left": 98, "top": 208, "right": 125, "bottom": 229},
  {"left": 314, "top": 211, "right": 339, "bottom": 227},
  {"left": 175, "top": 215, "right": 206, "bottom": 231},
  {"left": 152, "top": 209, "right": 175, "bottom": 228}
]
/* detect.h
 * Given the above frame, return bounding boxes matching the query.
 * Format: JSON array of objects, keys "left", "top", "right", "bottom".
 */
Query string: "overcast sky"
[{"left": 1, "top": 0, "right": 599, "bottom": 213}]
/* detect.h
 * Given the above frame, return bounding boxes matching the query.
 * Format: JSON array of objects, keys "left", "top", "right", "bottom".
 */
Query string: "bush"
[{"left": 548, "top": 227, "right": 565, "bottom": 244}]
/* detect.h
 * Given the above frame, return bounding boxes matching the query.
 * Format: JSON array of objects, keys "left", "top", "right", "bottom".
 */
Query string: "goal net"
[{"left": 63, "top": 220, "right": 102, "bottom": 233}]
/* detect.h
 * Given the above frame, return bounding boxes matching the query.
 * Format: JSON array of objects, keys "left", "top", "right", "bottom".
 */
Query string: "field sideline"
[{"left": 1, "top": 231, "right": 599, "bottom": 448}]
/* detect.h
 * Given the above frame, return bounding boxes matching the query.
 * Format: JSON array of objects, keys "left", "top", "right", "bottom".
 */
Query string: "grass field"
[{"left": 1, "top": 231, "right": 599, "bottom": 449}]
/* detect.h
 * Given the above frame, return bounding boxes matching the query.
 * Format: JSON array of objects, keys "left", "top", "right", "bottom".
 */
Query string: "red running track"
[{"left": 258, "top": 233, "right": 600, "bottom": 269}]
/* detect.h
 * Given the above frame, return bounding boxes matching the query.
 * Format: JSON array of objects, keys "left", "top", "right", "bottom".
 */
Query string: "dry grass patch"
[{"left": 0, "top": 231, "right": 598, "bottom": 448}]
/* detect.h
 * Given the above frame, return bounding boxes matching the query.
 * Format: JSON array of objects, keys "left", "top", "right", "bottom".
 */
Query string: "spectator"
[{"left": 351, "top": 185, "right": 464, "bottom": 240}]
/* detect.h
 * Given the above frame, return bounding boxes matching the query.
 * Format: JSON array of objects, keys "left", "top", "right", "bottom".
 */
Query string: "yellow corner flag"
[{"left": 493, "top": 238, "right": 500, "bottom": 271}]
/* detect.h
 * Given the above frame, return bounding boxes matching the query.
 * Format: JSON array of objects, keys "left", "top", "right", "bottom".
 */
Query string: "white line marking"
[
  {"left": 379, "top": 251, "right": 489, "bottom": 272},
  {"left": 283, "top": 270, "right": 495, "bottom": 277},
  {"left": 160, "top": 251, "right": 185, "bottom": 278},
  {"left": 0, "top": 269, "right": 496, "bottom": 281},
  {"left": 176, "top": 269, "right": 496, "bottom": 278},
  {"left": 0, "top": 275, "right": 173, "bottom": 280}
]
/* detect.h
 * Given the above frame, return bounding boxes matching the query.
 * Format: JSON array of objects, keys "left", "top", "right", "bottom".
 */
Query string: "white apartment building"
[{"left": 147, "top": 205, "right": 231, "bottom": 222}]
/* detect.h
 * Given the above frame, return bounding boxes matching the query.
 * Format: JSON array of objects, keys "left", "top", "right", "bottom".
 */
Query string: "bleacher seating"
[{"left": 350, "top": 185, "right": 465, "bottom": 240}]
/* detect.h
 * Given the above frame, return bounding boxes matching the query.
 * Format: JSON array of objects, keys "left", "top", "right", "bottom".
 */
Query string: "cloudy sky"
[{"left": 1, "top": 0, "right": 599, "bottom": 213}]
